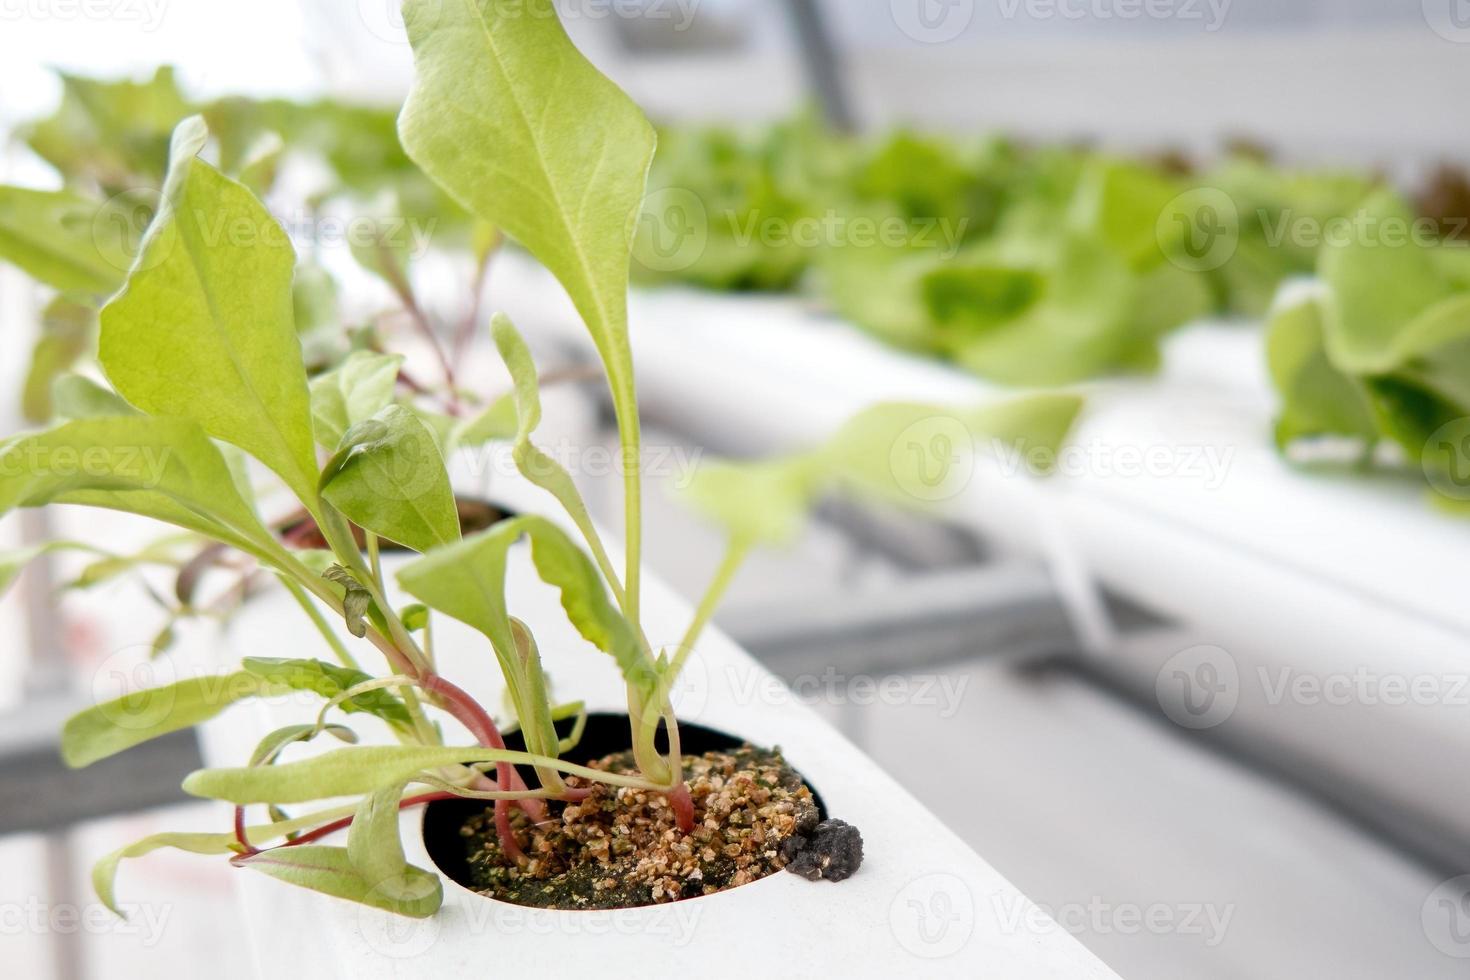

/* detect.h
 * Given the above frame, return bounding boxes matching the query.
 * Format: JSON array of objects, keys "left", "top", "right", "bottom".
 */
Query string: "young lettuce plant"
[
  {"left": 1267, "top": 190, "right": 1470, "bottom": 511},
  {"left": 0, "top": 1, "right": 698, "bottom": 918},
  {"left": 0, "top": 0, "right": 1085, "bottom": 919}
]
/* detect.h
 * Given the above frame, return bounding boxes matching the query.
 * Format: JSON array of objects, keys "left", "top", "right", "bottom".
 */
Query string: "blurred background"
[{"left": 4, "top": 1, "right": 1470, "bottom": 977}]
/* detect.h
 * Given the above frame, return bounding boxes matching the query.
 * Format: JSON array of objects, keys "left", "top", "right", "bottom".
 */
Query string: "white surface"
[{"left": 186, "top": 476, "right": 1119, "bottom": 979}]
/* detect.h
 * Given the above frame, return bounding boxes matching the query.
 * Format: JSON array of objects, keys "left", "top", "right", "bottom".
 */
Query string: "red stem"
[
  {"left": 668, "top": 783, "right": 695, "bottom": 834},
  {"left": 423, "top": 673, "right": 545, "bottom": 858},
  {"left": 233, "top": 806, "right": 259, "bottom": 856}
]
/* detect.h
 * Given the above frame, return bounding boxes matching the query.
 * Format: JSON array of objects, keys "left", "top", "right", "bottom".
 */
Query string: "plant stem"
[
  {"left": 672, "top": 536, "right": 750, "bottom": 678},
  {"left": 376, "top": 240, "right": 460, "bottom": 414}
]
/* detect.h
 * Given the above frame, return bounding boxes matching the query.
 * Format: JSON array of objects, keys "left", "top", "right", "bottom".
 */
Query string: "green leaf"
[
  {"left": 680, "top": 457, "right": 823, "bottom": 547},
  {"left": 23, "top": 299, "right": 98, "bottom": 423},
  {"left": 1318, "top": 191, "right": 1457, "bottom": 374},
  {"left": 1, "top": 541, "right": 102, "bottom": 599},
  {"left": 0, "top": 416, "right": 273, "bottom": 552},
  {"left": 449, "top": 394, "right": 518, "bottom": 449},
  {"left": 683, "top": 395, "right": 1083, "bottom": 546},
  {"left": 93, "top": 832, "right": 238, "bottom": 917},
  {"left": 234, "top": 845, "right": 441, "bottom": 919},
  {"left": 320, "top": 406, "right": 460, "bottom": 554},
  {"left": 24, "top": 67, "right": 187, "bottom": 191},
  {"left": 1266, "top": 295, "right": 1379, "bottom": 448},
  {"left": 62, "top": 671, "right": 271, "bottom": 768},
  {"left": 241, "top": 658, "right": 411, "bottom": 726},
  {"left": 344, "top": 781, "right": 442, "bottom": 914},
  {"left": 98, "top": 115, "right": 319, "bottom": 502},
  {"left": 309, "top": 351, "right": 404, "bottom": 450},
  {"left": 50, "top": 373, "right": 138, "bottom": 420},
  {"left": 398, "top": 0, "right": 655, "bottom": 471},
  {"left": 248, "top": 723, "right": 358, "bottom": 768},
  {"left": 184, "top": 744, "right": 543, "bottom": 803},
  {"left": 293, "top": 260, "right": 341, "bottom": 339},
  {"left": 0, "top": 186, "right": 129, "bottom": 295}
]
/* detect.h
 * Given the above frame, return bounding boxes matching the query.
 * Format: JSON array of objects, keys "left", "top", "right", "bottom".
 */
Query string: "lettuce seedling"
[{"left": 0, "top": 0, "right": 1084, "bottom": 917}]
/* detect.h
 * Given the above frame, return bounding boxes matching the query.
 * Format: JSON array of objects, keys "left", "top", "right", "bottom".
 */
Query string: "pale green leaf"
[
  {"left": 50, "top": 374, "right": 138, "bottom": 420},
  {"left": 0, "top": 416, "right": 273, "bottom": 553},
  {"left": 320, "top": 406, "right": 460, "bottom": 554},
  {"left": 93, "top": 832, "right": 238, "bottom": 917},
  {"left": 397, "top": 515, "right": 657, "bottom": 711},
  {"left": 0, "top": 186, "right": 129, "bottom": 295},
  {"left": 234, "top": 845, "right": 441, "bottom": 918},
  {"left": 398, "top": 0, "right": 655, "bottom": 457},
  {"left": 309, "top": 350, "right": 404, "bottom": 450},
  {"left": 248, "top": 723, "right": 357, "bottom": 768},
  {"left": 98, "top": 115, "right": 319, "bottom": 502},
  {"left": 62, "top": 671, "right": 271, "bottom": 768},
  {"left": 183, "top": 744, "right": 541, "bottom": 803}
]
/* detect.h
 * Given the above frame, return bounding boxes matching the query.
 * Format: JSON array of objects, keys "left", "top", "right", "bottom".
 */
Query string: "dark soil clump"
[{"left": 460, "top": 745, "right": 824, "bottom": 909}]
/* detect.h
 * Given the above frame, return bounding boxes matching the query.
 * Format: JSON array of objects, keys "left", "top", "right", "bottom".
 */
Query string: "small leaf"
[
  {"left": 248, "top": 723, "right": 358, "bottom": 768},
  {"left": 23, "top": 299, "right": 98, "bottom": 423},
  {"left": 149, "top": 621, "right": 177, "bottom": 659},
  {"left": 320, "top": 406, "right": 460, "bottom": 555},
  {"left": 50, "top": 374, "right": 138, "bottom": 420},
  {"left": 1, "top": 541, "right": 102, "bottom": 599},
  {"left": 346, "top": 781, "right": 437, "bottom": 913},
  {"left": 93, "top": 832, "right": 237, "bottom": 917},
  {"left": 683, "top": 396, "right": 1084, "bottom": 545},
  {"left": 323, "top": 565, "right": 372, "bottom": 638},
  {"left": 235, "top": 845, "right": 441, "bottom": 919},
  {"left": 309, "top": 351, "right": 403, "bottom": 451},
  {"left": 398, "top": 516, "right": 658, "bottom": 722},
  {"left": 0, "top": 186, "right": 129, "bottom": 295},
  {"left": 399, "top": 604, "right": 429, "bottom": 632},
  {"left": 242, "top": 658, "right": 411, "bottom": 726},
  {"left": 62, "top": 671, "right": 271, "bottom": 768}
]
